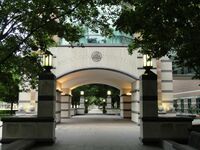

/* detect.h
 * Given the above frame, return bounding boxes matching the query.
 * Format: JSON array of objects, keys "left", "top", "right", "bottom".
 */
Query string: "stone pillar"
[
  {"left": 55, "top": 90, "right": 61, "bottom": 123},
  {"left": 38, "top": 72, "right": 56, "bottom": 119},
  {"left": 60, "top": 94, "right": 71, "bottom": 122},
  {"left": 120, "top": 89, "right": 131, "bottom": 119},
  {"left": 156, "top": 59, "right": 162, "bottom": 108},
  {"left": 160, "top": 57, "right": 173, "bottom": 112},
  {"left": 140, "top": 71, "right": 158, "bottom": 118},
  {"left": 131, "top": 80, "right": 140, "bottom": 124},
  {"left": 77, "top": 95, "right": 85, "bottom": 115},
  {"left": 106, "top": 95, "right": 112, "bottom": 114},
  {"left": 18, "top": 90, "right": 37, "bottom": 114},
  {"left": 106, "top": 96, "right": 112, "bottom": 108},
  {"left": 37, "top": 71, "right": 56, "bottom": 142},
  {"left": 140, "top": 70, "right": 158, "bottom": 143}
]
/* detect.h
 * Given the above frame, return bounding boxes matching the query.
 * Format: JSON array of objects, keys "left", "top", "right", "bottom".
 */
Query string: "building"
[
  {"left": 17, "top": 29, "right": 200, "bottom": 124},
  {"left": 173, "top": 65, "right": 200, "bottom": 114}
]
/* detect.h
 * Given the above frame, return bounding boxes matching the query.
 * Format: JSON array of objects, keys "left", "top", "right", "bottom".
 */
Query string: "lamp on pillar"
[
  {"left": 80, "top": 91, "right": 84, "bottom": 96},
  {"left": 106, "top": 90, "right": 112, "bottom": 110},
  {"left": 37, "top": 50, "right": 56, "bottom": 143},
  {"left": 78, "top": 91, "right": 85, "bottom": 115},
  {"left": 107, "top": 90, "right": 111, "bottom": 96},
  {"left": 84, "top": 99, "right": 88, "bottom": 113},
  {"left": 42, "top": 51, "right": 53, "bottom": 72},
  {"left": 139, "top": 54, "right": 158, "bottom": 144},
  {"left": 143, "top": 54, "right": 153, "bottom": 74},
  {"left": 102, "top": 99, "right": 106, "bottom": 114},
  {"left": 38, "top": 50, "right": 56, "bottom": 118}
]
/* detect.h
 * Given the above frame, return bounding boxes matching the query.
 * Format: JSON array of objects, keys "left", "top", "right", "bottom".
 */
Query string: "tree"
[
  {"left": 0, "top": 0, "right": 121, "bottom": 104},
  {"left": 115, "top": 0, "right": 200, "bottom": 78}
]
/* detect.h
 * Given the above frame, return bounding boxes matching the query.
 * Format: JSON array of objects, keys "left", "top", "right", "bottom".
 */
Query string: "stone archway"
[
  {"left": 55, "top": 68, "right": 141, "bottom": 124},
  {"left": 16, "top": 46, "right": 175, "bottom": 127}
]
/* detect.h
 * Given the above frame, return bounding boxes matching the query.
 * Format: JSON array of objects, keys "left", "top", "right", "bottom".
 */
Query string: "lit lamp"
[
  {"left": 42, "top": 51, "right": 53, "bottom": 72},
  {"left": 143, "top": 54, "right": 153, "bottom": 74},
  {"left": 80, "top": 91, "right": 84, "bottom": 96},
  {"left": 102, "top": 99, "right": 106, "bottom": 114},
  {"left": 107, "top": 90, "right": 111, "bottom": 96},
  {"left": 126, "top": 92, "right": 132, "bottom": 96}
]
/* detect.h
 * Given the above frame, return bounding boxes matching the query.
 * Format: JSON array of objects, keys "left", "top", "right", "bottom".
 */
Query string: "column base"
[
  {"left": 139, "top": 137, "right": 161, "bottom": 145},
  {"left": 140, "top": 117, "right": 193, "bottom": 144},
  {"left": 1, "top": 117, "right": 56, "bottom": 144},
  {"left": 77, "top": 108, "right": 85, "bottom": 115},
  {"left": 1, "top": 138, "right": 56, "bottom": 144}
]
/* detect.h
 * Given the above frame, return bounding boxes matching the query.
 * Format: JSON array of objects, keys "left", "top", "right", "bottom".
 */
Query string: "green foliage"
[
  {"left": 0, "top": 0, "right": 121, "bottom": 103},
  {"left": 115, "top": 0, "right": 200, "bottom": 78},
  {"left": 0, "top": 110, "right": 16, "bottom": 117},
  {"left": 187, "top": 105, "right": 200, "bottom": 114}
]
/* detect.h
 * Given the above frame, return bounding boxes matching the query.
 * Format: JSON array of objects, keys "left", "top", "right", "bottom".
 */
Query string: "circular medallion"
[{"left": 91, "top": 51, "right": 102, "bottom": 62}]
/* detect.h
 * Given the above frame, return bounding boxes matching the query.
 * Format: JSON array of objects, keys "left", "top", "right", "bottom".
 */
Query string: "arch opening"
[
  {"left": 55, "top": 68, "right": 139, "bottom": 121},
  {"left": 71, "top": 84, "right": 120, "bottom": 115}
]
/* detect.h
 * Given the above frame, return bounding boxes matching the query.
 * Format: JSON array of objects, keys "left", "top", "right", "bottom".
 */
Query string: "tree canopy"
[
  {"left": 115, "top": 0, "right": 200, "bottom": 78},
  {"left": 0, "top": 0, "right": 121, "bottom": 102}
]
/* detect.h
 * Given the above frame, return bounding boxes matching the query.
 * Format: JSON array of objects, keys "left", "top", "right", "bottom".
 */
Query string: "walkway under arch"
[{"left": 30, "top": 114, "right": 162, "bottom": 150}]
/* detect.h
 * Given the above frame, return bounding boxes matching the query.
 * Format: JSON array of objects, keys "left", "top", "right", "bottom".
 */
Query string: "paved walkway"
[
  {"left": 88, "top": 107, "right": 103, "bottom": 114},
  {"left": 31, "top": 114, "right": 162, "bottom": 150}
]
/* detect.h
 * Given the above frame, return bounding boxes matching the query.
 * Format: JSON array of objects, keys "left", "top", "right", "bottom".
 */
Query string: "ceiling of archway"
[{"left": 57, "top": 69, "right": 136, "bottom": 90}]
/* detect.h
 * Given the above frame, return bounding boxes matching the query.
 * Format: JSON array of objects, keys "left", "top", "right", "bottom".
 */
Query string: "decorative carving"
[{"left": 91, "top": 51, "right": 102, "bottom": 62}]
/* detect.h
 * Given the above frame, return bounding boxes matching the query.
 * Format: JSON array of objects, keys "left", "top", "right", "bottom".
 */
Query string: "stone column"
[
  {"left": 55, "top": 90, "right": 61, "bottom": 123},
  {"left": 160, "top": 57, "right": 173, "bottom": 112},
  {"left": 18, "top": 90, "right": 37, "bottom": 114},
  {"left": 38, "top": 72, "right": 56, "bottom": 119},
  {"left": 106, "top": 96, "right": 112, "bottom": 108},
  {"left": 37, "top": 71, "right": 56, "bottom": 142},
  {"left": 131, "top": 80, "right": 140, "bottom": 124},
  {"left": 106, "top": 95, "right": 112, "bottom": 114},
  {"left": 120, "top": 89, "right": 131, "bottom": 119},
  {"left": 60, "top": 94, "right": 71, "bottom": 122},
  {"left": 77, "top": 95, "right": 85, "bottom": 115},
  {"left": 140, "top": 70, "right": 158, "bottom": 143}
]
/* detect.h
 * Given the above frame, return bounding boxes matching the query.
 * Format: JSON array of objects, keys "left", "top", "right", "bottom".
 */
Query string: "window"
[
  {"left": 188, "top": 99, "right": 191, "bottom": 113},
  {"left": 181, "top": 99, "right": 184, "bottom": 113},
  {"left": 173, "top": 100, "right": 178, "bottom": 111},
  {"left": 196, "top": 98, "right": 200, "bottom": 113}
]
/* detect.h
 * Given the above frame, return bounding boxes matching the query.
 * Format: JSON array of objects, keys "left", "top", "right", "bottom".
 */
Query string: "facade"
[
  {"left": 18, "top": 31, "right": 176, "bottom": 124},
  {"left": 173, "top": 74, "right": 200, "bottom": 114}
]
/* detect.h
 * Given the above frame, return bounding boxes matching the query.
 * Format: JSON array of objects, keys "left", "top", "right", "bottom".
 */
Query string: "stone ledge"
[
  {"left": 1, "top": 117, "right": 54, "bottom": 122},
  {"left": 1, "top": 140, "right": 35, "bottom": 149},
  {"left": 141, "top": 117, "right": 194, "bottom": 122}
]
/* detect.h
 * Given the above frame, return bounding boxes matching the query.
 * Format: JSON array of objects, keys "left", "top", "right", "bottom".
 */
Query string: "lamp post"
[
  {"left": 42, "top": 51, "right": 53, "bottom": 72},
  {"left": 38, "top": 51, "right": 55, "bottom": 118},
  {"left": 139, "top": 54, "right": 158, "bottom": 144},
  {"left": 37, "top": 50, "right": 56, "bottom": 143},
  {"left": 80, "top": 91, "right": 84, "bottom": 96},
  {"left": 78, "top": 91, "right": 85, "bottom": 114},
  {"left": 102, "top": 99, "right": 106, "bottom": 114},
  {"left": 85, "top": 99, "right": 88, "bottom": 113},
  {"left": 107, "top": 90, "right": 111, "bottom": 96},
  {"left": 143, "top": 54, "right": 153, "bottom": 74},
  {"left": 106, "top": 90, "right": 112, "bottom": 111}
]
